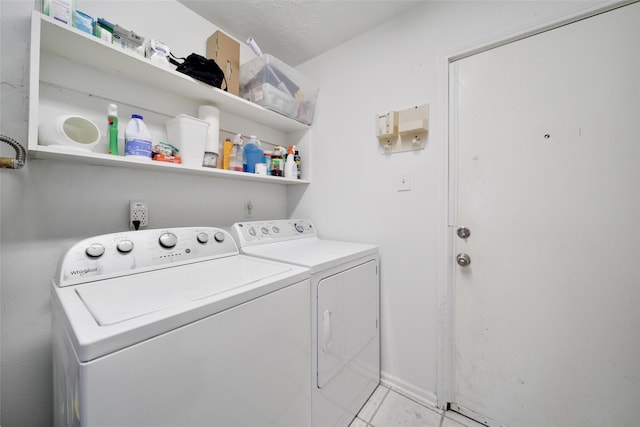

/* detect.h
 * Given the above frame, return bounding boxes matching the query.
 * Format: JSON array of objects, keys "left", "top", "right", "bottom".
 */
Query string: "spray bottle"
[
  {"left": 107, "top": 104, "right": 119, "bottom": 155},
  {"left": 229, "top": 133, "right": 244, "bottom": 172},
  {"left": 288, "top": 145, "right": 301, "bottom": 179},
  {"left": 284, "top": 149, "right": 298, "bottom": 179}
]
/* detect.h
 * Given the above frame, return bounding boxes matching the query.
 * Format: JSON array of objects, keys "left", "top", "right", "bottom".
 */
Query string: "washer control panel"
[
  {"left": 55, "top": 227, "right": 238, "bottom": 287},
  {"left": 231, "top": 219, "right": 316, "bottom": 247}
]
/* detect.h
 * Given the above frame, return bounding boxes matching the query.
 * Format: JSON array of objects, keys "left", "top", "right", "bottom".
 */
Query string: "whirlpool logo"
[{"left": 68, "top": 267, "right": 98, "bottom": 277}]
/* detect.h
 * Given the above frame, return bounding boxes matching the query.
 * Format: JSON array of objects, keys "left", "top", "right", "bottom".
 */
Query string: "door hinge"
[{"left": 449, "top": 402, "right": 499, "bottom": 427}]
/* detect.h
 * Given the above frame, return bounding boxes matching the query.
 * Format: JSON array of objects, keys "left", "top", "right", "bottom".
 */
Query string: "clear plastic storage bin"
[{"left": 240, "top": 54, "right": 317, "bottom": 125}]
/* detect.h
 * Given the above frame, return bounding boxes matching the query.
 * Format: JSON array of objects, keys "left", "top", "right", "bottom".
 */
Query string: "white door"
[{"left": 450, "top": 4, "right": 640, "bottom": 427}]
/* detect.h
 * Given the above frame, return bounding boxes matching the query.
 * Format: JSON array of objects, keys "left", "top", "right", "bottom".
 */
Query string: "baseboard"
[{"left": 380, "top": 371, "right": 441, "bottom": 410}]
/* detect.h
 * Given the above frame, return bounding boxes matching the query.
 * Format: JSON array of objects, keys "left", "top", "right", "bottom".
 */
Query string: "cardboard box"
[
  {"left": 94, "top": 17, "right": 114, "bottom": 43},
  {"left": 206, "top": 31, "right": 240, "bottom": 96},
  {"left": 43, "top": 0, "right": 76, "bottom": 25},
  {"left": 74, "top": 10, "right": 94, "bottom": 35},
  {"left": 113, "top": 24, "right": 145, "bottom": 55}
]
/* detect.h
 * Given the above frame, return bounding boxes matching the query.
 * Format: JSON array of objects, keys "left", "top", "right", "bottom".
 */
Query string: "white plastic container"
[
  {"left": 124, "top": 114, "right": 152, "bottom": 160},
  {"left": 240, "top": 54, "right": 318, "bottom": 124},
  {"left": 166, "top": 114, "right": 209, "bottom": 168},
  {"left": 198, "top": 105, "right": 220, "bottom": 168},
  {"left": 284, "top": 153, "right": 298, "bottom": 179},
  {"left": 39, "top": 114, "right": 101, "bottom": 151}
]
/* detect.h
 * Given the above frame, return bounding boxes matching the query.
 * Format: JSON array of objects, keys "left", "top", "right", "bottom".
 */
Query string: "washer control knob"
[
  {"left": 85, "top": 243, "right": 105, "bottom": 258},
  {"left": 272, "top": 226, "right": 280, "bottom": 234},
  {"left": 295, "top": 223, "right": 305, "bottom": 233},
  {"left": 214, "top": 232, "right": 225, "bottom": 243},
  {"left": 197, "top": 232, "right": 209, "bottom": 244},
  {"left": 248, "top": 227, "right": 257, "bottom": 237},
  {"left": 260, "top": 226, "right": 269, "bottom": 235},
  {"left": 116, "top": 240, "right": 134, "bottom": 253},
  {"left": 159, "top": 232, "right": 178, "bottom": 249}
]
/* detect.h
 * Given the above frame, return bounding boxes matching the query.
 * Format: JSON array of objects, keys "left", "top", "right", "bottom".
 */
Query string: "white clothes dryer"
[
  {"left": 231, "top": 219, "right": 380, "bottom": 427},
  {"left": 52, "top": 227, "right": 312, "bottom": 427}
]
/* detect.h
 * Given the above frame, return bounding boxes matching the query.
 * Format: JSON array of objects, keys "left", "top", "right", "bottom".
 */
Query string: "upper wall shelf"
[
  {"left": 27, "top": 11, "right": 310, "bottom": 185},
  {"left": 35, "top": 13, "right": 309, "bottom": 133}
]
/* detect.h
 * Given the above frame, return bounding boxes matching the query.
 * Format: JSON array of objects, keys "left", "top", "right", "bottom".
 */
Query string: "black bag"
[{"left": 169, "top": 53, "right": 227, "bottom": 91}]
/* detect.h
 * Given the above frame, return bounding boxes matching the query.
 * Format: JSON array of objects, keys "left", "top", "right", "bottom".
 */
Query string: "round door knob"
[
  {"left": 456, "top": 253, "right": 471, "bottom": 267},
  {"left": 457, "top": 226, "right": 471, "bottom": 239}
]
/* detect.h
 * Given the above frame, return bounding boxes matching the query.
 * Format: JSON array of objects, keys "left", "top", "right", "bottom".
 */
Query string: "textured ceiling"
[{"left": 178, "top": 1, "right": 425, "bottom": 66}]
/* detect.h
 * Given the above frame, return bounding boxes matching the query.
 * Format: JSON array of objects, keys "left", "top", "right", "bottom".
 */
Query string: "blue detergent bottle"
[{"left": 243, "top": 135, "right": 264, "bottom": 173}]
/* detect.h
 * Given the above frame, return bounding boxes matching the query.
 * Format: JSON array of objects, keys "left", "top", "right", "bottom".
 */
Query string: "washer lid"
[
  {"left": 240, "top": 237, "right": 378, "bottom": 272},
  {"left": 76, "top": 256, "right": 292, "bottom": 326}
]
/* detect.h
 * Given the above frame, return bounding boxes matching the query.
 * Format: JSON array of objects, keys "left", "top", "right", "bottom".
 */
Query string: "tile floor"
[{"left": 350, "top": 384, "right": 485, "bottom": 427}]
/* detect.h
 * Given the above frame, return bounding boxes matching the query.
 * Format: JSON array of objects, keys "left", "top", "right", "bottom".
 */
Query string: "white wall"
[
  {"left": 290, "top": 0, "right": 608, "bottom": 403},
  {"left": 1, "top": 0, "right": 612, "bottom": 425},
  {"left": 0, "top": 2, "right": 286, "bottom": 426}
]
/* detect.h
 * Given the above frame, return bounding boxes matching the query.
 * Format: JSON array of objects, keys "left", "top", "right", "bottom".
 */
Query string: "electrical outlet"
[{"left": 130, "top": 201, "right": 148, "bottom": 230}]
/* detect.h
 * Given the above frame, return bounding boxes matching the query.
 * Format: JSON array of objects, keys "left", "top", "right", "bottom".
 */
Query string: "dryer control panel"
[
  {"left": 231, "top": 219, "right": 316, "bottom": 246},
  {"left": 54, "top": 227, "right": 238, "bottom": 287}
]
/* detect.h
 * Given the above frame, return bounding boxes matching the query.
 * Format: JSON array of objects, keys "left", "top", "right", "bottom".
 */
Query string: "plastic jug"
[
  {"left": 243, "top": 135, "right": 264, "bottom": 173},
  {"left": 124, "top": 114, "right": 152, "bottom": 159},
  {"left": 284, "top": 152, "right": 298, "bottom": 179}
]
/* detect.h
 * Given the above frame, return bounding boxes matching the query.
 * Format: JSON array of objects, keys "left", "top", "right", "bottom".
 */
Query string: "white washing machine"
[
  {"left": 231, "top": 219, "right": 380, "bottom": 427},
  {"left": 52, "top": 226, "right": 312, "bottom": 427}
]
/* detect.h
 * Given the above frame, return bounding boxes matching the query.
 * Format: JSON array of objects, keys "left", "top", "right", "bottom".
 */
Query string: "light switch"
[{"left": 397, "top": 172, "right": 411, "bottom": 192}]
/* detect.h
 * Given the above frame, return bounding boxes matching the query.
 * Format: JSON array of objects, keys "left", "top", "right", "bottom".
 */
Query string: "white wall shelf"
[
  {"left": 27, "top": 11, "right": 310, "bottom": 185},
  {"left": 33, "top": 145, "right": 308, "bottom": 184}
]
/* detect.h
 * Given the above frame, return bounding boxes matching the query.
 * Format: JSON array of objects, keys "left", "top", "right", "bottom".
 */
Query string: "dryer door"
[{"left": 317, "top": 259, "right": 378, "bottom": 388}]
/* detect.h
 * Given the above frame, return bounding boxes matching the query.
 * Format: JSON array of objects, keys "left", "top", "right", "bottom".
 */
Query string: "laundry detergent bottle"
[
  {"left": 284, "top": 151, "right": 298, "bottom": 179},
  {"left": 243, "top": 135, "right": 263, "bottom": 173},
  {"left": 124, "top": 114, "right": 152, "bottom": 160}
]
